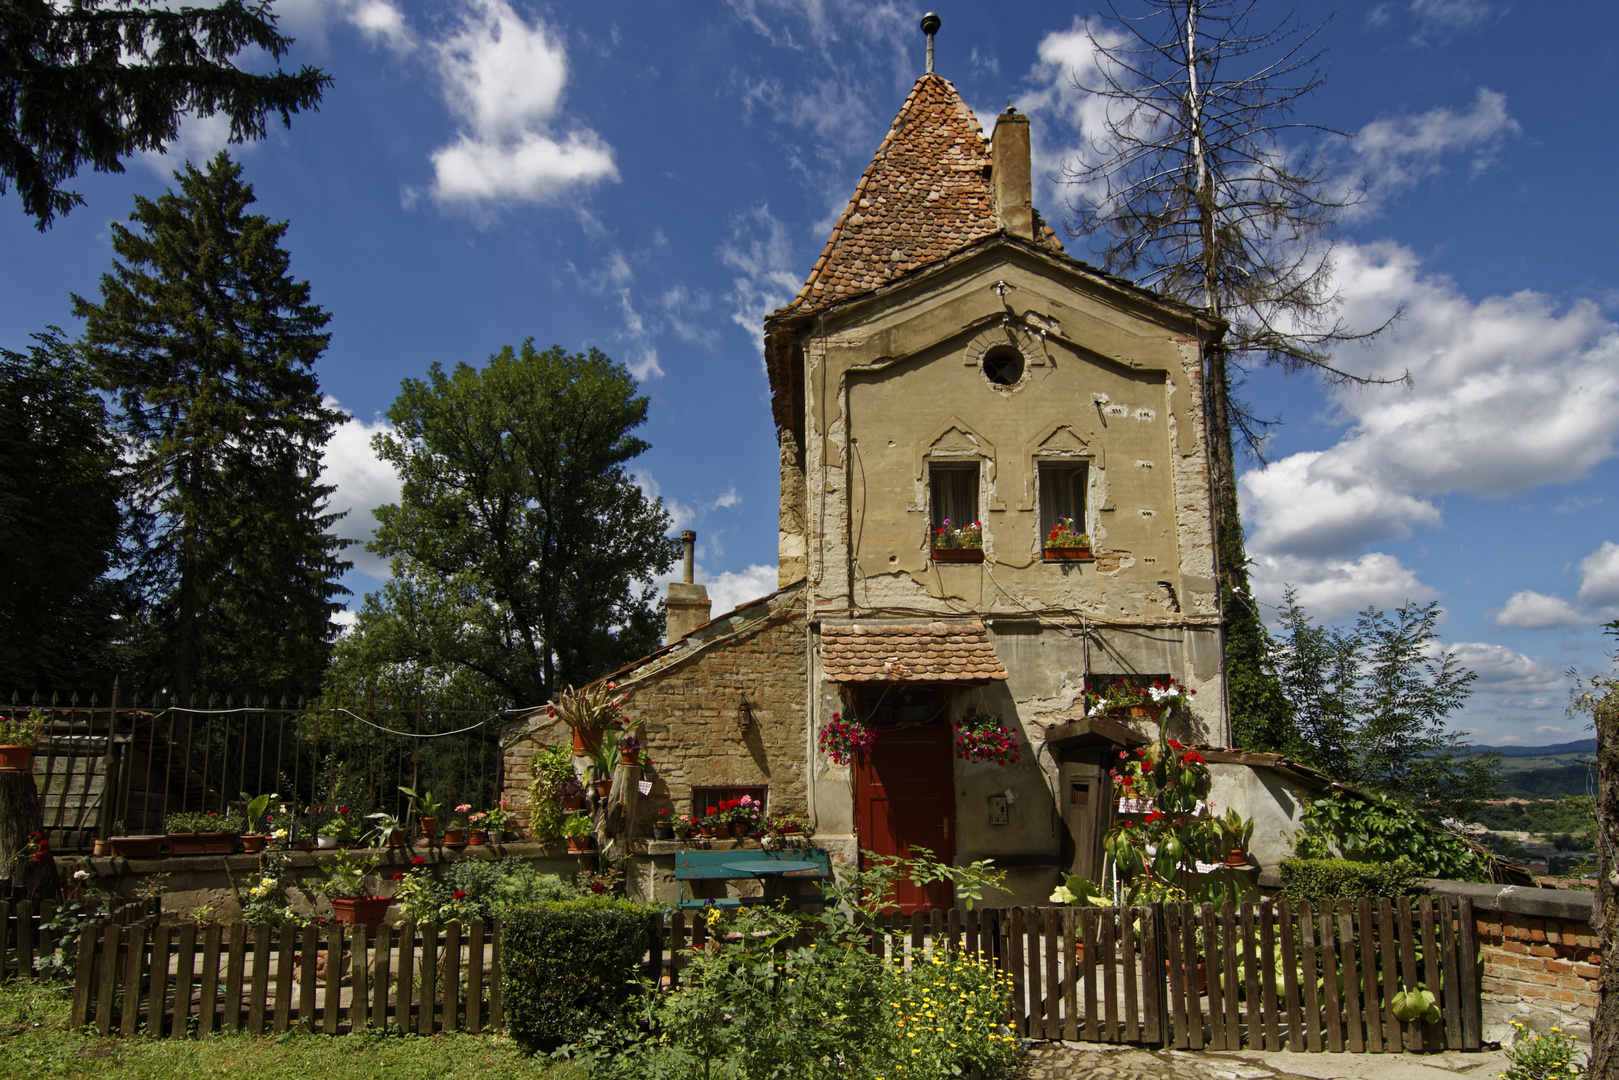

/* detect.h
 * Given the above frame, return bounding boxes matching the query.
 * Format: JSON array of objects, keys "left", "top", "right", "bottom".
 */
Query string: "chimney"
[
  {"left": 991, "top": 108, "right": 1033, "bottom": 240},
  {"left": 664, "top": 530, "right": 711, "bottom": 644}
]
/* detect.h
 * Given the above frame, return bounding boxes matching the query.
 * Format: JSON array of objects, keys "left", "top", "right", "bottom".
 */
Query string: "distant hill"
[{"left": 1456, "top": 740, "right": 1597, "bottom": 799}]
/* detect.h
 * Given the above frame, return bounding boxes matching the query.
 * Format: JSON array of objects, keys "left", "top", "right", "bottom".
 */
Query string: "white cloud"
[
  {"left": 1350, "top": 89, "right": 1520, "bottom": 210},
  {"left": 320, "top": 407, "right": 402, "bottom": 579},
  {"left": 1443, "top": 641, "right": 1566, "bottom": 699},
  {"left": 1251, "top": 551, "right": 1436, "bottom": 621},
  {"left": 138, "top": 113, "right": 237, "bottom": 175},
  {"left": 276, "top": 0, "right": 417, "bottom": 54},
  {"left": 1577, "top": 541, "right": 1619, "bottom": 610},
  {"left": 1496, "top": 591, "right": 1592, "bottom": 630},
  {"left": 709, "top": 487, "right": 741, "bottom": 511},
  {"left": 1408, "top": 0, "right": 1503, "bottom": 41},
  {"left": 719, "top": 204, "right": 802, "bottom": 351},
  {"left": 1239, "top": 241, "right": 1619, "bottom": 615},
  {"left": 1532, "top": 723, "right": 1570, "bottom": 736},
  {"left": 616, "top": 290, "right": 664, "bottom": 381},
  {"left": 428, "top": 0, "right": 617, "bottom": 208},
  {"left": 705, "top": 564, "right": 780, "bottom": 615}
]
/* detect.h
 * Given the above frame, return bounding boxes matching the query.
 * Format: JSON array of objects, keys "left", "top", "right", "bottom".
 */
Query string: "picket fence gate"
[{"left": 5, "top": 894, "right": 1481, "bottom": 1052}]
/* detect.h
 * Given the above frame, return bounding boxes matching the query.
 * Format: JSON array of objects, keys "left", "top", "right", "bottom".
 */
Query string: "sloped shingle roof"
[{"left": 820, "top": 620, "right": 1008, "bottom": 683}]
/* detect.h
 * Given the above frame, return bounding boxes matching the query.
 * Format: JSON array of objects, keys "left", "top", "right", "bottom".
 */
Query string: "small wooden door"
[{"left": 854, "top": 723, "right": 956, "bottom": 912}]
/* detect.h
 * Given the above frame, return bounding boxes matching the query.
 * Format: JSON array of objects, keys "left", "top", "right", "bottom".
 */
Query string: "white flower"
[
  {"left": 1148, "top": 686, "right": 1182, "bottom": 703},
  {"left": 73, "top": 869, "right": 90, "bottom": 881}
]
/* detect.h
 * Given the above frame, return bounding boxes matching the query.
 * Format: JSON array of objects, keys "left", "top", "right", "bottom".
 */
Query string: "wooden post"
[
  {"left": 417, "top": 922, "right": 438, "bottom": 1036},
  {"left": 351, "top": 926, "right": 369, "bottom": 1032},
  {"left": 170, "top": 923, "right": 196, "bottom": 1039},
  {"left": 1438, "top": 897, "right": 1463, "bottom": 1050},
  {"left": 298, "top": 925, "right": 319, "bottom": 1033},
  {"left": 1260, "top": 901, "right": 1280, "bottom": 1051},
  {"left": 1141, "top": 905, "right": 1167, "bottom": 1046},
  {"left": 71, "top": 921, "right": 101, "bottom": 1029},
  {"left": 1355, "top": 898, "right": 1381, "bottom": 1053},
  {"left": 1297, "top": 901, "right": 1321, "bottom": 1053},
  {"left": 372, "top": 924, "right": 393, "bottom": 1030},
  {"left": 247, "top": 925, "right": 271, "bottom": 1036},
  {"left": 467, "top": 921, "right": 485, "bottom": 1033},
  {"left": 1457, "top": 898, "right": 1481, "bottom": 1051},
  {"left": 1164, "top": 901, "right": 1187, "bottom": 1049},
  {"left": 396, "top": 920, "right": 415, "bottom": 1034},
  {"left": 222, "top": 923, "right": 246, "bottom": 1033},
  {"left": 1318, "top": 905, "right": 1341, "bottom": 1052},
  {"left": 489, "top": 921, "right": 503, "bottom": 1031},
  {"left": 1202, "top": 903, "right": 1226, "bottom": 1049},
  {"left": 1278, "top": 900, "right": 1302, "bottom": 1051},
  {"left": 119, "top": 922, "right": 146, "bottom": 1037},
  {"left": 1007, "top": 908, "right": 1026, "bottom": 1037},
  {"left": 1240, "top": 903, "right": 1259, "bottom": 1050},
  {"left": 1100, "top": 907, "right": 1119, "bottom": 1043},
  {"left": 443, "top": 922, "right": 463, "bottom": 1033},
  {"left": 94, "top": 923, "right": 122, "bottom": 1037}
]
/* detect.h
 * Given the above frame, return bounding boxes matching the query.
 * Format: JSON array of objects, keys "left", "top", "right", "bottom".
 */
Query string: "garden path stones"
[{"left": 1011, "top": 1043, "right": 1510, "bottom": 1080}]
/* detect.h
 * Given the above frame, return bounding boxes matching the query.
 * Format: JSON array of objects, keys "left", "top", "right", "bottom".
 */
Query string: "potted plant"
[
  {"left": 399, "top": 786, "right": 444, "bottom": 839},
  {"left": 930, "top": 518, "right": 985, "bottom": 562},
  {"left": 481, "top": 798, "right": 510, "bottom": 841},
  {"left": 1219, "top": 807, "right": 1255, "bottom": 866},
  {"left": 1043, "top": 516, "right": 1092, "bottom": 560},
  {"left": 238, "top": 792, "right": 275, "bottom": 853},
  {"left": 561, "top": 812, "right": 595, "bottom": 852},
  {"left": 315, "top": 807, "right": 356, "bottom": 849},
  {"left": 619, "top": 734, "right": 644, "bottom": 767},
  {"left": 366, "top": 810, "right": 409, "bottom": 848},
  {"left": 818, "top": 711, "right": 877, "bottom": 765},
  {"left": 760, "top": 812, "right": 814, "bottom": 850},
  {"left": 165, "top": 809, "right": 240, "bottom": 855},
  {"left": 443, "top": 805, "right": 471, "bottom": 847},
  {"left": 650, "top": 807, "right": 676, "bottom": 841},
  {"left": 953, "top": 707, "right": 1022, "bottom": 766},
  {"left": 678, "top": 813, "right": 701, "bottom": 840},
  {"left": 466, "top": 809, "right": 489, "bottom": 844},
  {"left": 557, "top": 775, "right": 585, "bottom": 811},
  {"left": 0, "top": 708, "right": 46, "bottom": 772},
  {"left": 317, "top": 853, "right": 391, "bottom": 932},
  {"left": 108, "top": 820, "right": 164, "bottom": 858},
  {"left": 581, "top": 723, "right": 626, "bottom": 786},
  {"left": 729, "top": 794, "right": 763, "bottom": 836},
  {"left": 544, "top": 682, "right": 627, "bottom": 756},
  {"left": 698, "top": 806, "right": 724, "bottom": 838}
]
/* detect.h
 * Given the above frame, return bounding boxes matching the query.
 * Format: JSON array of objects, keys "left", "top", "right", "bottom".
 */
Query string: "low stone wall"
[
  {"left": 60, "top": 842, "right": 594, "bottom": 925},
  {"left": 1423, "top": 881, "right": 1600, "bottom": 1045}
]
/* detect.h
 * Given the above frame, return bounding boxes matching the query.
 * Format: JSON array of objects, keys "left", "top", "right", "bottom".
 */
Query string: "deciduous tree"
[
  {"left": 73, "top": 151, "right": 349, "bottom": 700},
  {"left": 1572, "top": 623, "right": 1617, "bottom": 1067},
  {"left": 361, "top": 341, "right": 679, "bottom": 707},
  {"left": 2, "top": 0, "right": 329, "bottom": 229}
]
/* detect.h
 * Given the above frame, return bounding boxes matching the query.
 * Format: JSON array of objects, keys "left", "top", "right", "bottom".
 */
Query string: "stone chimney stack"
[
  {"left": 991, "top": 108, "right": 1033, "bottom": 240},
  {"left": 664, "top": 530, "right": 711, "bottom": 644}
]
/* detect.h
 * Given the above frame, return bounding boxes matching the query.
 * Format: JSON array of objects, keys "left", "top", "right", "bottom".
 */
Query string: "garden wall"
[
  {"left": 58, "top": 843, "right": 591, "bottom": 926},
  {"left": 1426, "top": 880, "right": 1600, "bottom": 1045}
]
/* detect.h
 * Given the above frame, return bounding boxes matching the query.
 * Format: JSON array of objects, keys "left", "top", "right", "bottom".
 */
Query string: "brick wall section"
[
  {"left": 1478, "top": 908, "right": 1601, "bottom": 1037},
  {"left": 500, "top": 586, "right": 808, "bottom": 836}
]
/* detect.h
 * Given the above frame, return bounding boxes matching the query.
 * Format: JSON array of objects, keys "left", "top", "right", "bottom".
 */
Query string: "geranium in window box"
[
  {"left": 1043, "top": 517, "right": 1092, "bottom": 560},
  {"left": 930, "top": 519, "right": 984, "bottom": 561},
  {"left": 953, "top": 707, "right": 1022, "bottom": 766}
]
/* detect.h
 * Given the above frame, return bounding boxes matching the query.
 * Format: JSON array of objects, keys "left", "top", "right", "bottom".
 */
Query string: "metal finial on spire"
[{"left": 921, "top": 12, "right": 940, "bottom": 75}]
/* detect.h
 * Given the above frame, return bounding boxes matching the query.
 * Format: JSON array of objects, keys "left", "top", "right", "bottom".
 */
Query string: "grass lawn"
[{"left": 0, "top": 980, "right": 584, "bottom": 1080}]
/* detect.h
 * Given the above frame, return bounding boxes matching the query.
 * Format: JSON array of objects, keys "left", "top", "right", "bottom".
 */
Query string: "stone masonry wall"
[
  {"left": 1478, "top": 906, "right": 1601, "bottom": 1043},
  {"left": 499, "top": 588, "right": 808, "bottom": 836}
]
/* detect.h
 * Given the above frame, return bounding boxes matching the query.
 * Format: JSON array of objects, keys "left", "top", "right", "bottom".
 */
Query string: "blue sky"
[{"left": 3, "top": 0, "right": 1615, "bottom": 745}]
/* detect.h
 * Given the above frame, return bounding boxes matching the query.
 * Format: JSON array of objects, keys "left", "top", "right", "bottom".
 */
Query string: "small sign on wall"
[{"left": 987, "top": 794, "right": 1008, "bottom": 825}]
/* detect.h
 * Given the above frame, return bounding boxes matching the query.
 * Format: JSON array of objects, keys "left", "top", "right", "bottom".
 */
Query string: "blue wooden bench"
[{"left": 673, "top": 848, "right": 831, "bottom": 910}]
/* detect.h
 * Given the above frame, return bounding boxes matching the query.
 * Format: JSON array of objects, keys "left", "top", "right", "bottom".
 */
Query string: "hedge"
[
  {"left": 1276, "top": 857, "right": 1423, "bottom": 903},
  {"left": 502, "top": 899, "right": 652, "bottom": 1052}
]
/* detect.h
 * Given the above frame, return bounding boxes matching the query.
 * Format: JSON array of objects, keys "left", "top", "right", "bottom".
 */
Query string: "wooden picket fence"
[
  {"left": 63, "top": 917, "right": 503, "bottom": 1037},
  {"left": 6, "top": 895, "right": 1481, "bottom": 1052},
  {"left": 972, "top": 897, "right": 1481, "bottom": 1052}
]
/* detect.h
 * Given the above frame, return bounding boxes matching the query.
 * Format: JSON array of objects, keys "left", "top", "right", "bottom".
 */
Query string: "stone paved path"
[{"left": 1010, "top": 1041, "right": 1510, "bottom": 1080}]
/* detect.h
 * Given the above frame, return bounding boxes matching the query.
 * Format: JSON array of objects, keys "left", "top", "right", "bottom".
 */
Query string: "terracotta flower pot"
[
  {"left": 0, "top": 744, "right": 35, "bottom": 771},
  {"left": 567, "top": 835, "right": 595, "bottom": 853},
  {"left": 295, "top": 839, "right": 315, "bottom": 851},
  {"left": 168, "top": 832, "right": 238, "bottom": 856},
  {"left": 468, "top": 829, "right": 487, "bottom": 846},
  {"left": 1044, "top": 547, "right": 1092, "bottom": 561},
  {"left": 572, "top": 728, "right": 605, "bottom": 756},
  {"left": 1226, "top": 848, "right": 1248, "bottom": 867},
  {"left": 561, "top": 794, "right": 584, "bottom": 811},
  {"left": 699, "top": 824, "right": 721, "bottom": 838},
  {"left": 594, "top": 778, "right": 613, "bottom": 799},
  {"left": 385, "top": 829, "right": 407, "bottom": 848},
  {"left": 92, "top": 839, "right": 110, "bottom": 857},
  {"left": 931, "top": 547, "right": 983, "bottom": 562},
  {"left": 418, "top": 816, "right": 437, "bottom": 839},
  {"left": 329, "top": 895, "right": 392, "bottom": 933},
  {"left": 240, "top": 834, "right": 270, "bottom": 854},
  {"left": 109, "top": 835, "right": 163, "bottom": 858},
  {"left": 443, "top": 829, "right": 466, "bottom": 847},
  {"left": 619, "top": 750, "right": 639, "bottom": 766}
]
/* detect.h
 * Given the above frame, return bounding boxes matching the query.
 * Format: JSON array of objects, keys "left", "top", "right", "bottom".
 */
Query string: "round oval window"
[{"left": 982, "top": 346, "right": 1024, "bottom": 386}]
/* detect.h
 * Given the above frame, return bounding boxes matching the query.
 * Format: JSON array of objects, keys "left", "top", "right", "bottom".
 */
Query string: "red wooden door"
[{"left": 855, "top": 723, "right": 956, "bottom": 912}]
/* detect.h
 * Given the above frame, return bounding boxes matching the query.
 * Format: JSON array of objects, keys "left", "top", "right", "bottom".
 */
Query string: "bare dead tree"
[
  {"left": 1063, "top": 0, "right": 1406, "bottom": 749},
  {"left": 1574, "top": 623, "right": 1618, "bottom": 1073}
]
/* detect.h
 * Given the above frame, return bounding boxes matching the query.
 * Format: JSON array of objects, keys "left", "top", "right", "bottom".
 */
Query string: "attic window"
[{"left": 981, "top": 346, "right": 1023, "bottom": 386}]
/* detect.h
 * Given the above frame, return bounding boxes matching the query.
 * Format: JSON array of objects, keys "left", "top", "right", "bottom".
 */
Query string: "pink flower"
[{"left": 455, "top": 803, "right": 472, "bottom": 813}]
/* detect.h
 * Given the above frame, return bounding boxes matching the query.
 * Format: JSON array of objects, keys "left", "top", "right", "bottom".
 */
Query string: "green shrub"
[
  {"left": 445, "top": 858, "right": 571, "bottom": 919},
  {"left": 1277, "top": 857, "right": 1422, "bottom": 903},
  {"left": 1295, "top": 790, "right": 1490, "bottom": 881},
  {"left": 503, "top": 899, "right": 652, "bottom": 1052}
]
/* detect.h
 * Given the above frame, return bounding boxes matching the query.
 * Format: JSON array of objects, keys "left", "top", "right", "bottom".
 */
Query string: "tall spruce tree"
[
  {"left": 0, "top": 329, "right": 126, "bottom": 691},
  {"left": 74, "top": 151, "right": 349, "bottom": 700}
]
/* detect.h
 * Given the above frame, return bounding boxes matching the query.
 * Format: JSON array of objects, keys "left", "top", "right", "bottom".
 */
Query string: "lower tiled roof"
[{"left": 819, "top": 619, "right": 1008, "bottom": 683}]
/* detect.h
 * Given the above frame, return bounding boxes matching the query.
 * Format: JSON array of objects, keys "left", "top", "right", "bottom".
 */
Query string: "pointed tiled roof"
[{"left": 787, "top": 74, "right": 1000, "bottom": 313}]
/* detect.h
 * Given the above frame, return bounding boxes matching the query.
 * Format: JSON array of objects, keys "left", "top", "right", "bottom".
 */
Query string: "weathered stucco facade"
[{"left": 505, "top": 70, "right": 1230, "bottom": 908}]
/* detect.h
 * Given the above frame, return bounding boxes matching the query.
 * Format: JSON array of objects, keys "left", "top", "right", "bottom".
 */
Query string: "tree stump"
[{"left": 0, "top": 767, "right": 60, "bottom": 901}]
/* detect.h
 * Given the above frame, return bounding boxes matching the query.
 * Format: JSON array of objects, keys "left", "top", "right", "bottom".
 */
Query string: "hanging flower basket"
[
  {"left": 953, "top": 707, "right": 1022, "bottom": 766},
  {"left": 818, "top": 712, "right": 877, "bottom": 765}
]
